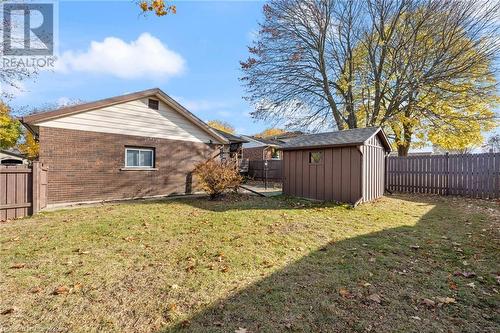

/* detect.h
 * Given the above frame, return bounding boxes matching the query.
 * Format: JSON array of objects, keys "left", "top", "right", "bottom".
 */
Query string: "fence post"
[
  {"left": 445, "top": 153, "right": 450, "bottom": 196},
  {"left": 32, "top": 162, "right": 40, "bottom": 215}
]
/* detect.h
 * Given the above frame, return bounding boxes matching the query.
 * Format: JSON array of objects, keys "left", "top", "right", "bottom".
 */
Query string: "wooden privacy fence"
[
  {"left": 0, "top": 162, "right": 48, "bottom": 221},
  {"left": 386, "top": 153, "right": 500, "bottom": 199},
  {"left": 248, "top": 160, "right": 283, "bottom": 181}
]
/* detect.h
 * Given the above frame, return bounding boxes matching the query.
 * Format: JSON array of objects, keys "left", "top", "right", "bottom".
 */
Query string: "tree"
[
  {"left": 138, "top": 0, "right": 176, "bottom": 16},
  {"left": 483, "top": 134, "right": 500, "bottom": 153},
  {"left": 207, "top": 120, "right": 235, "bottom": 134},
  {"left": 0, "top": 101, "right": 21, "bottom": 149},
  {"left": 241, "top": 0, "right": 499, "bottom": 155},
  {"left": 255, "top": 128, "right": 286, "bottom": 138},
  {"left": 18, "top": 131, "right": 39, "bottom": 160}
]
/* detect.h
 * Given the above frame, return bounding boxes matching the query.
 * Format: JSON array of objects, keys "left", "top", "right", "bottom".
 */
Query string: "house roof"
[
  {"left": 0, "top": 148, "right": 26, "bottom": 159},
  {"left": 246, "top": 136, "right": 282, "bottom": 147},
  {"left": 211, "top": 129, "right": 249, "bottom": 144},
  {"left": 20, "top": 88, "right": 229, "bottom": 144},
  {"left": 265, "top": 131, "right": 305, "bottom": 141},
  {"left": 281, "top": 127, "right": 391, "bottom": 152}
]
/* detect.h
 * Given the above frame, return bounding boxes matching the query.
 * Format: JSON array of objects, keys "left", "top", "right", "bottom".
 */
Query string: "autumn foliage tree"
[
  {"left": 241, "top": 0, "right": 499, "bottom": 155},
  {"left": 207, "top": 120, "right": 236, "bottom": 134},
  {"left": 255, "top": 128, "right": 286, "bottom": 138},
  {"left": 194, "top": 159, "right": 242, "bottom": 199},
  {"left": 18, "top": 131, "right": 39, "bottom": 160},
  {"left": 138, "top": 0, "right": 176, "bottom": 16},
  {"left": 0, "top": 101, "right": 21, "bottom": 149}
]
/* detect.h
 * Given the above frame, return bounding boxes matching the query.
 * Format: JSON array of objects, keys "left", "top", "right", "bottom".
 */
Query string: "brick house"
[
  {"left": 21, "top": 88, "right": 229, "bottom": 206},
  {"left": 241, "top": 136, "right": 282, "bottom": 160}
]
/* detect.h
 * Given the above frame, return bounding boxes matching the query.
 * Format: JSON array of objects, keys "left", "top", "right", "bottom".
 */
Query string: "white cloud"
[{"left": 56, "top": 33, "right": 185, "bottom": 80}]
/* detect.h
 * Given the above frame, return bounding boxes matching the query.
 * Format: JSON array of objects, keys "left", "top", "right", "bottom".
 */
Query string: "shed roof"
[{"left": 281, "top": 127, "right": 391, "bottom": 152}]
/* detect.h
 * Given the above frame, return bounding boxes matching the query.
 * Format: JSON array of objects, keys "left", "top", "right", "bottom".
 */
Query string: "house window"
[
  {"left": 125, "top": 148, "right": 155, "bottom": 168},
  {"left": 271, "top": 147, "right": 280, "bottom": 159},
  {"left": 309, "top": 151, "right": 323, "bottom": 164},
  {"left": 148, "top": 99, "right": 159, "bottom": 110}
]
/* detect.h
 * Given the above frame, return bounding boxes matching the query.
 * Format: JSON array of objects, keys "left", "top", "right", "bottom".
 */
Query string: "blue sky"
[
  {"left": 5, "top": 0, "right": 499, "bottom": 142},
  {"left": 9, "top": 0, "right": 268, "bottom": 135}
]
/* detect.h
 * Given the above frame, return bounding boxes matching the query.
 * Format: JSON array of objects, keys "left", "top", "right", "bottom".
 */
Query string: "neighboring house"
[
  {"left": 0, "top": 148, "right": 27, "bottom": 165},
  {"left": 20, "top": 88, "right": 229, "bottom": 206},
  {"left": 241, "top": 136, "right": 282, "bottom": 160},
  {"left": 265, "top": 131, "right": 305, "bottom": 143},
  {"left": 211, "top": 128, "right": 248, "bottom": 160},
  {"left": 240, "top": 131, "right": 306, "bottom": 160}
]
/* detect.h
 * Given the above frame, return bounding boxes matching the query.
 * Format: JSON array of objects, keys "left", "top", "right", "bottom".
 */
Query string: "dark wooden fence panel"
[
  {"left": 0, "top": 162, "right": 48, "bottom": 221},
  {"left": 386, "top": 153, "right": 500, "bottom": 199},
  {"left": 248, "top": 160, "right": 283, "bottom": 181}
]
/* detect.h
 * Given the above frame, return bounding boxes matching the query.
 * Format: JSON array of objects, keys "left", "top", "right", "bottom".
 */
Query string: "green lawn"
[{"left": 0, "top": 194, "right": 498, "bottom": 333}]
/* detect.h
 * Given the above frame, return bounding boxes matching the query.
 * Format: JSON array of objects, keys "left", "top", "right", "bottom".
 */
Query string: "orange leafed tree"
[
  {"left": 207, "top": 120, "right": 235, "bottom": 134},
  {"left": 19, "top": 131, "right": 39, "bottom": 161},
  {"left": 139, "top": 0, "right": 176, "bottom": 16},
  {"left": 255, "top": 128, "right": 286, "bottom": 138}
]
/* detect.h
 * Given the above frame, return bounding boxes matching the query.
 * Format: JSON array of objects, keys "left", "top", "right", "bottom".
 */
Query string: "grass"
[{"left": 0, "top": 194, "right": 498, "bottom": 333}]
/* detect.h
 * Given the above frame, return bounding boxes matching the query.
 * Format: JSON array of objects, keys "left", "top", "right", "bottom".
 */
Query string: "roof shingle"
[{"left": 281, "top": 127, "right": 390, "bottom": 151}]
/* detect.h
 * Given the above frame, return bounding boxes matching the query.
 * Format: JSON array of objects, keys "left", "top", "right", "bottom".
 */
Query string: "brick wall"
[{"left": 39, "top": 127, "right": 216, "bottom": 204}]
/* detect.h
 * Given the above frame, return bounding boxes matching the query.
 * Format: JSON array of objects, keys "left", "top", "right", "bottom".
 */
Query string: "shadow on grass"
[{"left": 163, "top": 195, "right": 498, "bottom": 333}]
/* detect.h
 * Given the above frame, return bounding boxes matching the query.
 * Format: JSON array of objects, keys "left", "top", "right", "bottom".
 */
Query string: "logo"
[
  {"left": 1, "top": 1, "right": 57, "bottom": 69},
  {"left": 3, "top": 2, "right": 53, "bottom": 55}
]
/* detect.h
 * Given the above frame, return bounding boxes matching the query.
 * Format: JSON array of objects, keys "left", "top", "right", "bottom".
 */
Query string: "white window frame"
[{"left": 125, "top": 148, "right": 155, "bottom": 168}]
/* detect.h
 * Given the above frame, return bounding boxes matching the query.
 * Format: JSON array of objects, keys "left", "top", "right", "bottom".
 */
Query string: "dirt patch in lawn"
[{"left": 0, "top": 194, "right": 498, "bottom": 333}]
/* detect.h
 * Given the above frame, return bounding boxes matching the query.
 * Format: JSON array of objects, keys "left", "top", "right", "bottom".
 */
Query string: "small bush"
[{"left": 194, "top": 159, "right": 242, "bottom": 199}]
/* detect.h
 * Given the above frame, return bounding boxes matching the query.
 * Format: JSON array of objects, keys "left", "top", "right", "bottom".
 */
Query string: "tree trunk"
[{"left": 397, "top": 144, "right": 410, "bottom": 157}]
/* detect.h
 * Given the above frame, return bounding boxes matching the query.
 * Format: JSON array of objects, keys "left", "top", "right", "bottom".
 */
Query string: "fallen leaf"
[
  {"left": 1, "top": 308, "right": 15, "bottom": 315},
  {"left": 420, "top": 298, "right": 436, "bottom": 307},
  {"left": 448, "top": 281, "right": 458, "bottom": 290},
  {"left": 10, "top": 263, "right": 26, "bottom": 269},
  {"left": 467, "top": 282, "right": 476, "bottom": 289},
  {"left": 339, "top": 288, "right": 353, "bottom": 298},
  {"left": 52, "top": 285, "right": 70, "bottom": 295},
  {"left": 30, "top": 287, "right": 42, "bottom": 294},
  {"left": 436, "top": 296, "right": 456, "bottom": 305},
  {"left": 367, "top": 293, "right": 382, "bottom": 304},
  {"left": 454, "top": 271, "right": 476, "bottom": 278},
  {"left": 235, "top": 328, "right": 247, "bottom": 333}
]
